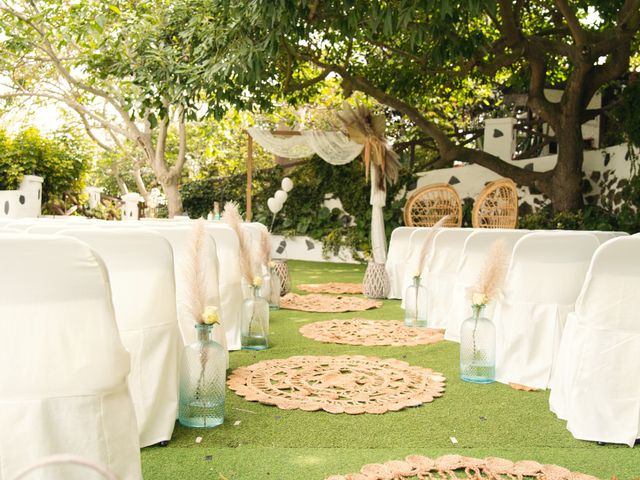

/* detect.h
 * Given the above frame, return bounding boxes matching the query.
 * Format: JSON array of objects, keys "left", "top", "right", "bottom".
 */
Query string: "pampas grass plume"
[
  {"left": 469, "top": 239, "right": 508, "bottom": 304},
  {"left": 222, "top": 201, "right": 255, "bottom": 285},
  {"left": 185, "top": 219, "right": 206, "bottom": 324},
  {"left": 416, "top": 215, "right": 449, "bottom": 277},
  {"left": 260, "top": 229, "right": 272, "bottom": 266}
]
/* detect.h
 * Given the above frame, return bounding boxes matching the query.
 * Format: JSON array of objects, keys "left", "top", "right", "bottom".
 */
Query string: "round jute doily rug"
[
  {"left": 297, "top": 282, "right": 364, "bottom": 295},
  {"left": 280, "top": 293, "right": 382, "bottom": 313},
  {"left": 227, "top": 355, "right": 445, "bottom": 414},
  {"left": 325, "top": 454, "right": 598, "bottom": 480},
  {"left": 299, "top": 319, "right": 444, "bottom": 347}
]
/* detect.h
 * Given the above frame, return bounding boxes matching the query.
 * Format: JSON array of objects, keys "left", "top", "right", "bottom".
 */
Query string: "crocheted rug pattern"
[
  {"left": 227, "top": 355, "right": 446, "bottom": 414},
  {"left": 300, "top": 319, "right": 444, "bottom": 347}
]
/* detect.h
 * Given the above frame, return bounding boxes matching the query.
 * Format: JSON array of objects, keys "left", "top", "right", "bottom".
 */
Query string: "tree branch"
[{"left": 553, "top": 0, "right": 588, "bottom": 47}]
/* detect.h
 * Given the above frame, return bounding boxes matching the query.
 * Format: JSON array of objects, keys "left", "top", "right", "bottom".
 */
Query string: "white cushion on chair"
[
  {"left": 445, "top": 229, "right": 529, "bottom": 342},
  {"left": 61, "top": 228, "right": 180, "bottom": 448},
  {"left": 0, "top": 234, "right": 141, "bottom": 479},
  {"left": 495, "top": 231, "right": 599, "bottom": 389},
  {"left": 549, "top": 235, "right": 640, "bottom": 446}
]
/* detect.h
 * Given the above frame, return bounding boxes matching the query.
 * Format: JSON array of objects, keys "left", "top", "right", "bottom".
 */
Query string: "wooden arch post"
[{"left": 246, "top": 131, "right": 253, "bottom": 221}]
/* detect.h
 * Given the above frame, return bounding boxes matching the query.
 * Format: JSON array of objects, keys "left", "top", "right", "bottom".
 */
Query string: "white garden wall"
[
  {"left": 409, "top": 143, "right": 632, "bottom": 214},
  {"left": 0, "top": 175, "right": 44, "bottom": 219}
]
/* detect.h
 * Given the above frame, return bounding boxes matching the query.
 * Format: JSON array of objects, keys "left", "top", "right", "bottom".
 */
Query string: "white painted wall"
[
  {"left": 271, "top": 234, "right": 359, "bottom": 264},
  {"left": 0, "top": 175, "right": 44, "bottom": 219},
  {"left": 409, "top": 143, "right": 632, "bottom": 213}
]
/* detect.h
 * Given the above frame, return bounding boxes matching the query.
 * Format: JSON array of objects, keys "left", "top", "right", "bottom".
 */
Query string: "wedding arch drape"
[{"left": 246, "top": 128, "right": 388, "bottom": 263}]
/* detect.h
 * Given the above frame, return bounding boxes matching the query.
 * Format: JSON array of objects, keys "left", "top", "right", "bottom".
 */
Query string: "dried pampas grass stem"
[
  {"left": 416, "top": 215, "right": 449, "bottom": 277},
  {"left": 260, "top": 229, "right": 272, "bottom": 266},
  {"left": 222, "top": 201, "right": 256, "bottom": 284},
  {"left": 469, "top": 239, "right": 508, "bottom": 304},
  {"left": 185, "top": 219, "right": 206, "bottom": 324}
]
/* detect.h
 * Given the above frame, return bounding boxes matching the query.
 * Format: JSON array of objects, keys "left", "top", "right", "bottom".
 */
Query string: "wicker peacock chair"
[
  {"left": 403, "top": 183, "right": 462, "bottom": 227},
  {"left": 472, "top": 178, "right": 519, "bottom": 228}
]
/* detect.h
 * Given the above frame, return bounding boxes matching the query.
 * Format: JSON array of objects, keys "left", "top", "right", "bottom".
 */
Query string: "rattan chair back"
[
  {"left": 403, "top": 183, "right": 462, "bottom": 227},
  {"left": 472, "top": 178, "right": 519, "bottom": 228}
]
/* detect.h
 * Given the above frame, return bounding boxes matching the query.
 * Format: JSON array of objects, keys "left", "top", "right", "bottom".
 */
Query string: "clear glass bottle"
[
  {"left": 404, "top": 276, "right": 428, "bottom": 327},
  {"left": 459, "top": 304, "right": 496, "bottom": 383},
  {"left": 261, "top": 266, "right": 281, "bottom": 310},
  {"left": 241, "top": 286, "right": 269, "bottom": 350},
  {"left": 178, "top": 324, "right": 226, "bottom": 428}
]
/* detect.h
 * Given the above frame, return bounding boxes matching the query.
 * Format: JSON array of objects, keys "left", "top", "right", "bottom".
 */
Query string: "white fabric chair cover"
[
  {"left": 204, "top": 224, "right": 243, "bottom": 350},
  {"left": 587, "top": 230, "right": 628, "bottom": 244},
  {"left": 549, "top": 236, "right": 640, "bottom": 446},
  {"left": 422, "top": 229, "right": 474, "bottom": 328},
  {"left": 495, "top": 231, "right": 599, "bottom": 389},
  {"left": 61, "top": 228, "right": 180, "bottom": 448},
  {"left": 385, "top": 227, "right": 418, "bottom": 299},
  {"left": 0, "top": 234, "right": 141, "bottom": 480},
  {"left": 444, "top": 229, "right": 529, "bottom": 342},
  {"left": 26, "top": 224, "right": 68, "bottom": 234},
  {"left": 150, "top": 227, "right": 230, "bottom": 363}
]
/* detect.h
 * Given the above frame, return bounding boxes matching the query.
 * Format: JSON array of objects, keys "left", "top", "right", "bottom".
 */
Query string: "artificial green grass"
[{"left": 142, "top": 260, "right": 640, "bottom": 479}]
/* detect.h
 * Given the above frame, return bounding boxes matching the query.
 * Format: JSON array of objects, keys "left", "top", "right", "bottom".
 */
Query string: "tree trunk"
[
  {"left": 548, "top": 117, "right": 585, "bottom": 211},
  {"left": 161, "top": 177, "right": 183, "bottom": 217}
]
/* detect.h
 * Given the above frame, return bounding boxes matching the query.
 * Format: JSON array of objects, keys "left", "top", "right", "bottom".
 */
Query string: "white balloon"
[
  {"left": 281, "top": 177, "right": 294, "bottom": 192},
  {"left": 267, "top": 197, "right": 282, "bottom": 214},
  {"left": 274, "top": 189, "right": 288, "bottom": 204}
]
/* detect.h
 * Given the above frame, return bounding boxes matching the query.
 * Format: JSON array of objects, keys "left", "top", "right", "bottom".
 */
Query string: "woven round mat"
[
  {"left": 300, "top": 319, "right": 444, "bottom": 347},
  {"left": 227, "top": 355, "right": 445, "bottom": 414},
  {"left": 325, "top": 454, "right": 598, "bottom": 480},
  {"left": 297, "top": 282, "right": 364, "bottom": 295},
  {"left": 280, "top": 293, "right": 382, "bottom": 313}
]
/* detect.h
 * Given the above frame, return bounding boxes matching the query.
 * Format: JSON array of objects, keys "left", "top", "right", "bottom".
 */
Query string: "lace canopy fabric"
[
  {"left": 246, "top": 128, "right": 364, "bottom": 165},
  {"left": 247, "top": 128, "right": 388, "bottom": 262}
]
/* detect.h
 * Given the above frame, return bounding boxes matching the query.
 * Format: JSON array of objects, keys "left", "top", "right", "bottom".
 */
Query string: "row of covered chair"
[
  {"left": 387, "top": 225, "right": 639, "bottom": 446},
  {"left": 0, "top": 217, "right": 268, "bottom": 478}
]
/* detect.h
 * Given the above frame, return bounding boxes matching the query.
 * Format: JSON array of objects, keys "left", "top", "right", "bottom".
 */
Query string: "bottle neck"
[
  {"left": 412, "top": 276, "right": 420, "bottom": 287},
  {"left": 195, "top": 323, "right": 213, "bottom": 342},
  {"left": 471, "top": 304, "right": 486, "bottom": 319}
]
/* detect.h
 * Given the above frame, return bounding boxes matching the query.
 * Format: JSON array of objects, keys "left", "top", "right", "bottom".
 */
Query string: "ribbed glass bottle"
[
  {"left": 404, "top": 276, "right": 428, "bottom": 327},
  {"left": 459, "top": 304, "right": 496, "bottom": 383},
  {"left": 241, "top": 286, "right": 269, "bottom": 350},
  {"left": 178, "top": 324, "right": 225, "bottom": 428}
]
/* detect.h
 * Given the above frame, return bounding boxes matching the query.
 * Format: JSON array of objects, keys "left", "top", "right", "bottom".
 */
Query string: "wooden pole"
[{"left": 246, "top": 132, "right": 253, "bottom": 221}]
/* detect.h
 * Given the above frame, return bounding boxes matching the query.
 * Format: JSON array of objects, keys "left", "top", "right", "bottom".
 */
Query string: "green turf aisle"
[{"left": 141, "top": 260, "right": 640, "bottom": 479}]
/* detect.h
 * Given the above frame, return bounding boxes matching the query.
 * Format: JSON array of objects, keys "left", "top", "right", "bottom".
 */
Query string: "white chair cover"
[
  {"left": 587, "top": 230, "right": 628, "bottom": 244},
  {"left": 385, "top": 227, "right": 419, "bottom": 299},
  {"left": 26, "top": 224, "right": 68, "bottom": 234},
  {"left": 423, "top": 229, "right": 474, "bottom": 328},
  {"left": 205, "top": 224, "right": 243, "bottom": 350},
  {"left": 549, "top": 236, "right": 640, "bottom": 446},
  {"left": 61, "top": 228, "right": 180, "bottom": 448},
  {"left": 150, "top": 227, "right": 230, "bottom": 365},
  {"left": 0, "top": 234, "right": 141, "bottom": 480},
  {"left": 495, "top": 231, "right": 599, "bottom": 389},
  {"left": 444, "top": 229, "right": 529, "bottom": 342}
]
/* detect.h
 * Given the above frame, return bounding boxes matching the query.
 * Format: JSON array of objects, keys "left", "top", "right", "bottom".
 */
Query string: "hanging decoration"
[{"left": 336, "top": 102, "right": 401, "bottom": 190}]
